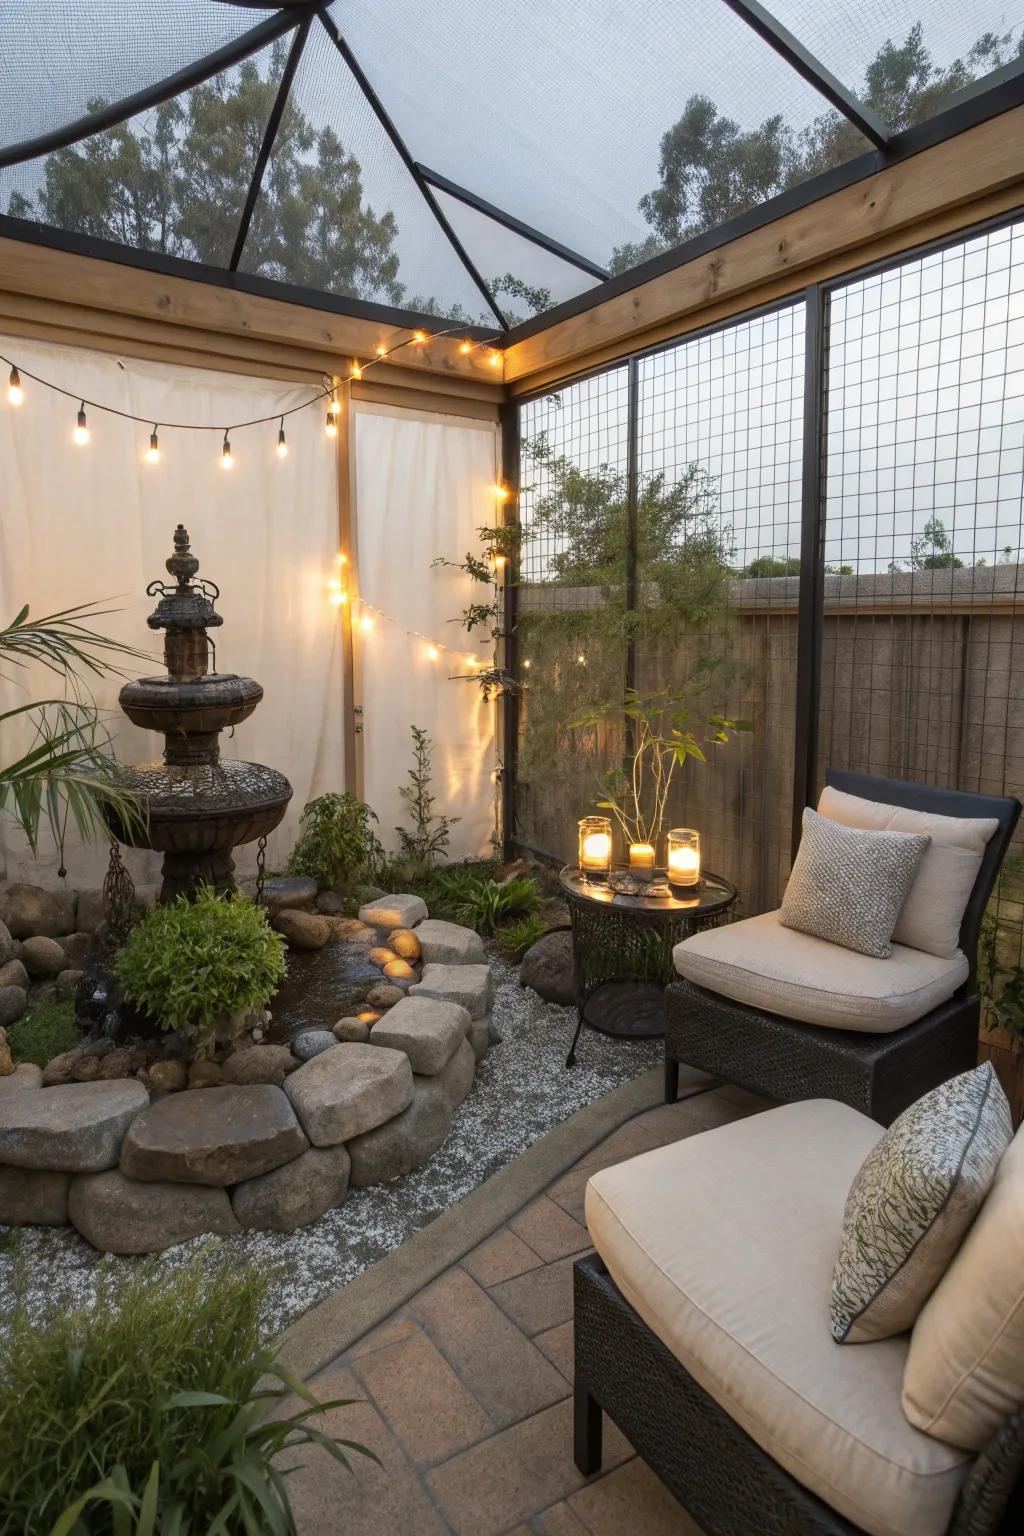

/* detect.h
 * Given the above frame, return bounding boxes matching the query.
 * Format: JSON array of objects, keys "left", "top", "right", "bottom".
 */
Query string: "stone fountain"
[{"left": 111, "top": 525, "right": 293, "bottom": 902}]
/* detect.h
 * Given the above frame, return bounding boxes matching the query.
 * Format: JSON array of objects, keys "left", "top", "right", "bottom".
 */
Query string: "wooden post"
[{"left": 334, "top": 374, "right": 364, "bottom": 799}]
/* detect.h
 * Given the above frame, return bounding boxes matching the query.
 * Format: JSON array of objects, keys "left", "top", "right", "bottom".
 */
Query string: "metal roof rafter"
[
  {"left": 0, "top": 4, "right": 323, "bottom": 170},
  {"left": 721, "top": 0, "right": 892, "bottom": 150},
  {"left": 317, "top": 10, "right": 510, "bottom": 330},
  {"left": 229, "top": 12, "right": 317, "bottom": 271}
]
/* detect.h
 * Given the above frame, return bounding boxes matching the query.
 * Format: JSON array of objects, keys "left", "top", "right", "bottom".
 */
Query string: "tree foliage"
[{"left": 612, "top": 24, "right": 1024, "bottom": 270}]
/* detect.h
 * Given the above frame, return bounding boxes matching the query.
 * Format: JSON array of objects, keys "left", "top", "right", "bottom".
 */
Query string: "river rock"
[
  {"left": 410, "top": 963, "right": 492, "bottom": 1020},
  {"left": 98, "top": 1048, "right": 146, "bottom": 1080},
  {"left": 56, "top": 968, "right": 85, "bottom": 999},
  {"left": 324, "top": 916, "right": 374, "bottom": 943},
  {"left": 240, "top": 875, "right": 317, "bottom": 913},
  {"left": 148, "top": 1059, "right": 188, "bottom": 1093},
  {"left": 0, "top": 986, "right": 27, "bottom": 1028},
  {"left": 519, "top": 929, "right": 575, "bottom": 1004},
  {"left": 0, "top": 1061, "right": 43, "bottom": 1097},
  {"left": 436, "top": 1038, "right": 476, "bottom": 1112},
  {"left": 284, "top": 1042, "right": 413, "bottom": 1146},
  {"left": 0, "top": 1079, "right": 148, "bottom": 1171},
  {"left": 188, "top": 1059, "right": 224, "bottom": 1089},
  {"left": 368, "top": 947, "right": 398, "bottom": 968},
  {"left": 333, "top": 1017, "right": 370, "bottom": 1043},
  {"left": 370, "top": 996, "right": 470, "bottom": 1076},
  {"left": 221, "top": 1044, "right": 297, "bottom": 1086},
  {"left": 383, "top": 958, "right": 417, "bottom": 982},
  {"left": 314, "top": 889, "right": 350, "bottom": 916},
  {"left": 232, "top": 1143, "right": 351, "bottom": 1231},
  {"left": 0, "top": 958, "right": 28, "bottom": 991},
  {"left": 414, "top": 920, "right": 485, "bottom": 966},
  {"left": 120, "top": 1085, "right": 307, "bottom": 1185},
  {"left": 292, "top": 1029, "right": 338, "bottom": 1062},
  {"left": 69, "top": 1169, "right": 239, "bottom": 1253},
  {"left": 366, "top": 984, "right": 405, "bottom": 1010},
  {"left": 273, "top": 910, "right": 331, "bottom": 951},
  {"left": 71, "top": 1055, "right": 101, "bottom": 1083},
  {"left": 347, "top": 1081, "right": 451, "bottom": 1187},
  {"left": 358, "top": 894, "right": 428, "bottom": 931},
  {"left": 42, "top": 1048, "right": 79, "bottom": 1086},
  {"left": 0, "top": 1166, "right": 69, "bottom": 1224},
  {"left": 0, "top": 1030, "right": 12, "bottom": 1076},
  {"left": 0, "top": 920, "right": 13, "bottom": 966},
  {"left": 390, "top": 928, "right": 422, "bottom": 961},
  {"left": 58, "top": 932, "right": 94, "bottom": 969},
  {"left": 21, "top": 936, "right": 68, "bottom": 979},
  {"left": 0, "top": 883, "right": 76, "bottom": 939}
]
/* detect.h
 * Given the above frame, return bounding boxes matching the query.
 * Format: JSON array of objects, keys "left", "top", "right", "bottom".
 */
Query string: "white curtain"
[
  {"left": 354, "top": 404, "right": 499, "bottom": 861},
  {"left": 0, "top": 335, "right": 345, "bottom": 888}
]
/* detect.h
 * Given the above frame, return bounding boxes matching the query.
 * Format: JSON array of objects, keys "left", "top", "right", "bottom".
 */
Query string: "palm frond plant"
[{"left": 0, "top": 602, "right": 149, "bottom": 854}]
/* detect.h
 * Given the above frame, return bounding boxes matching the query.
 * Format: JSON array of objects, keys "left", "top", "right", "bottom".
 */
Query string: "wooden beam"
[
  {"left": 504, "top": 107, "right": 1024, "bottom": 388},
  {"left": 0, "top": 234, "right": 500, "bottom": 384},
  {"left": 351, "top": 380, "right": 500, "bottom": 421}
]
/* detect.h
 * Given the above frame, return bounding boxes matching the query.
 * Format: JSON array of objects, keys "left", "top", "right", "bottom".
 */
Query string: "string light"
[
  {"left": 73, "top": 402, "right": 89, "bottom": 446},
  {"left": 488, "top": 351, "right": 502, "bottom": 368},
  {"left": 350, "top": 362, "right": 363, "bottom": 381},
  {"left": 426, "top": 644, "right": 440, "bottom": 661},
  {"left": 577, "top": 653, "right": 587, "bottom": 665},
  {"left": 459, "top": 341, "right": 472, "bottom": 355},
  {"left": 336, "top": 552, "right": 348, "bottom": 566},
  {"left": 491, "top": 484, "right": 510, "bottom": 500},
  {"left": 330, "top": 590, "right": 347, "bottom": 607},
  {"left": 325, "top": 410, "right": 338, "bottom": 439},
  {"left": 146, "top": 427, "right": 160, "bottom": 464},
  {"left": 360, "top": 612, "right": 374, "bottom": 632},
  {"left": 276, "top": 418, "right": 288, "bottom": 459},
  {"left": 221, "top": 432, "right": 233, "bottom": 469},
  {"left": 412, "top": 330, "right": 427, "bottom": 346},
  {"left": 522, "top": 658, "right": 532, "bottom": 669},
  {"left": 7, "top": 366, "right": 23, "bottom": 406},
  {"left": 375, "top": 344, "right": 387, "bottom": 357}
]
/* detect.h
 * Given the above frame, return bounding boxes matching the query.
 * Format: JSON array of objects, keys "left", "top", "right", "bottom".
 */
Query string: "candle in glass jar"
[
  {"left": 628, "top": 842, "right": 656, "bottom": 878},
  {"left": 667, "top": 828, "right": 701, "bottom": 889},
  {"left": 581, "top": 831, "right": 611, "bottom": 870}
]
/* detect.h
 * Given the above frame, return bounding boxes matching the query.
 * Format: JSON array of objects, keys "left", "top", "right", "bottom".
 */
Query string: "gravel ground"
[{"left": 0, "top": 952, "right": 659, "bottom": 1335}]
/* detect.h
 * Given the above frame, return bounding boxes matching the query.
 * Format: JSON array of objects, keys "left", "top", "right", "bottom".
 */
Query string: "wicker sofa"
[
  {"left": 574, "top": 1098, "right": 1024, "bottom": 1536},
  {"left": 664, "top": 771, "right": 1021, "bottom": 1124}
]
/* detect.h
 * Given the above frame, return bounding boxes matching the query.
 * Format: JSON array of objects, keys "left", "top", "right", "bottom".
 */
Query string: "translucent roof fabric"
[{"left": 0, "top": 1, "right": 1020, "bottom": 332}]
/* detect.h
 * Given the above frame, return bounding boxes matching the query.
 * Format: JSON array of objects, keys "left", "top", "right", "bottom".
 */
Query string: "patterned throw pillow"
[
  {"left": 780, "top": 807, "right": 929, "bottom": 957},
  {"left": 831, "top": 1063, "right": 1012, "bottom": 1344}
]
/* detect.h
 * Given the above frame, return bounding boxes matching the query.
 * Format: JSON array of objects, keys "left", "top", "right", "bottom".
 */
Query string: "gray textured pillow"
[
  {"left": 832, "top": 1063, "right": 1012, "bottom": 1344},
  {"left": 780, "top": 807, "right": 929, "bottom": 957}
]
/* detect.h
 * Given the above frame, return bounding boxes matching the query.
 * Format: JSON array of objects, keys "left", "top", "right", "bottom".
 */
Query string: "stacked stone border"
[{"left": 0, "top": 897, "right": 496, "bottom": 1253}]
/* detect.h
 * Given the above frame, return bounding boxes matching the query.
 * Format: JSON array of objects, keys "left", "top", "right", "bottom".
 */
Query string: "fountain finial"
[{"left": 166, "top": 524, "right": 199, "bottom": 587}]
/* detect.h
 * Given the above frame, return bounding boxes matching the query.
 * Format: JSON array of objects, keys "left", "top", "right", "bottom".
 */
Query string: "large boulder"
[
  {"left": 120, "top": 1085, "right": 307, "bottom": 1186},
  {"left": 410, "top": 963, "right": 492, "bottom": 1020},
  {"left": 272, "top": 910, "right": 331, "bottom": 951},
  {"left": 20, "top": 936, "right": 68, "bottom": 979},
  {"left": 0, "top": 958, "right": 28, "bottom": 991},
  {"left": 519, "top": 929, "right": 575, "bottom": 1005},
  {"left": 232, "top": 1143, "right": 351, "bottom": 1231},
  {"left": 58, "top": 932, "right": 94, "bottom": 969},
  {"left": 0, "top": 1080, "right": 148, "bottom": 1171},
  {"left": 358, "top": 894, "right": 427, "bottom": 931},
  {"left": 414, "top": 919, "right": 485, "bottom": 966},
  {"left": 0, "top": 986, "right": 27, "bottom": 1028},
  {"left": 248, "top": 875, "right": 318, "bottom": 913},
  {"left": 0, "top": 883, "right": 76, "bottom": 939},
  {"left": 0, "top": 920, "right": 14, "bottom": 966},
  {"left": 284, "top": 1042, "right": 413, "bottom": 1147},
  {"left": 0, "top": 1166, "right": 69, "bottom": 1225},
  {"left": 371, "top": 995, "right": 470, "bottom": 1076},
  {"left": 0, "top": 1061, "right": 43, "bottom": 1098},
  {"left": 69, "top": 1169, "right": 239, "bottom": 1253},
  {"left": 347, "top": 1081, "right": 452, "bottom": 1187},
  {"left": 221, "top": 1044, "right": 297, "bottom": 1087},
  {"left": 436, "top": 1038, "right": 476, "bottom": 1112}
]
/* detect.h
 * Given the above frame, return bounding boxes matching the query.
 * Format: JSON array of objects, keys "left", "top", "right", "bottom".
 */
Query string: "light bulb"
[
  {"left": 73, "top": 403, "right": 89, "bottom": 446},
  {"left": 360, "top": 613, "right": 373, "bottom": 632},
  {"left": 522, "top": 658, "right": 532, "bottom": 670},
  {"left": 325, "top": 411, "right": 338, "bottom": 439},
  {"left": 330, "top": 591, "right": 347, "bottom": 607},
  {"left": 277, "top": 421, "right": 288, "bottom": 459},
  {"left": 577, "top": 653, "right": 587, "bottom": 665},
  {"left": 221, "top": 435, "right": 233, "bottom": 469},
  {"left": 375, "top": 344, "right": 387, "bottom": 357},
  {"left": 7, "top": 366, "right": 23, "bottom": 406},
  {"left": 459, "top": 341, "right": 472, "bottom": 356},
  {"left": 426, "top": 645, "right": 440, "bottom": 661},
  {"left": 491, "top": 484, "right": 510, "bottom": 500},
  {"left": 146, "top": 428, "right": 160, "bottom": 464},
  {"left": 336, "top": 553, "right": 348, "bottom": 566},
  {"left": 412, "top": 330, "right": 428, "bottom": 346},
  {"left": 488, "top": 351, "right": 501, "bottom": 368},
  {"left": 350, "top": 362, "right": 363, "bottom": 381}
]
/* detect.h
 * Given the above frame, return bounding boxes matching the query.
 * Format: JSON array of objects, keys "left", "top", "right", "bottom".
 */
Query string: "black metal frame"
[
  {"left": 574, "top": 1251, "right": 1024, "bottom": 1535},
  {"left": 663, "top": 770, "right": 1021, "bottom": 1124}
]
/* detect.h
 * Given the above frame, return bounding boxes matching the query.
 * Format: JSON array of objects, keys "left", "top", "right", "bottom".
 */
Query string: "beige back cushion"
[
  {"left": 903, "top": 1121, "right": 1024, "bottom": 1451},
  {"left": 817, "top": 786, "right": 998, "bottom": 958}
]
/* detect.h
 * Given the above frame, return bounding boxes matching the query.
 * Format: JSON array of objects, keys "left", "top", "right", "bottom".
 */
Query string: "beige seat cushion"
[
  {"left": 903, "top": 1121, "right": 1024, "bottom": 1450},
  {"left": 586, "top": 1101, "right": 971, "bottom": 1536},
  {"left": 673, "top": 910, "right": 968, "bottom": 1032},
  {"left": 818, "top": 786, "right": 998, "bottom": 958}
]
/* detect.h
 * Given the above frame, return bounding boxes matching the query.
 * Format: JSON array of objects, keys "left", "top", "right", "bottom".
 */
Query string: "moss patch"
[{"left": 8, "top": 999, "right": 78, "bottom": 1068}]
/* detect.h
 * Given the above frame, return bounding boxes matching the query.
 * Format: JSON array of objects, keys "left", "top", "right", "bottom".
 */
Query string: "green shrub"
[
  {"left": 434, "top": 872, "right": 540, "bottom": 934},
  {"left": 285, "top": 792, "right": 384, "bottom": 890},
  {"left": 8, "top": 997, "right": 78, "bottom": 1066},
  {"left": 494, "top": 913, "right": 549, "bottom": 960},
  {"left": 0, "top": 1255, "right": 371, "bottom": 1535},
  {"left": 113, "top": 888, "right": 286, "bottom": 1048}
]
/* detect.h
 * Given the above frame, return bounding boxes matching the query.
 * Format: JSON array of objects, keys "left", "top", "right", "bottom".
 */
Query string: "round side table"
[{"left": 559, "top": 866, "right": 736, "bottom": 1067}]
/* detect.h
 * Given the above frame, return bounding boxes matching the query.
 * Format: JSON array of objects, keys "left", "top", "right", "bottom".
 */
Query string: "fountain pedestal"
[{"left": 110, "top": 525, "right": 292, "bottom": 902}]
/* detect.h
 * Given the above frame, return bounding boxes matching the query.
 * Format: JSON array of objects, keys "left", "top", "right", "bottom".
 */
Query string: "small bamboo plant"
[{"left": 571, "top": 686, "right": 750, "bottom": 851}]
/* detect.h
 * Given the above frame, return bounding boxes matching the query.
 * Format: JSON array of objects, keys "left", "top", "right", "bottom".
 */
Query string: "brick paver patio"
[{"left": 285, "top": 1082, "right": 764, "bottom": 1536}]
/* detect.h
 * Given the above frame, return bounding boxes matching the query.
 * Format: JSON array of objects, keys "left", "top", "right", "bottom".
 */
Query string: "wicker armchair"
[{"left": 664, "top": 770, "right": 1021, "bottom": 1124}]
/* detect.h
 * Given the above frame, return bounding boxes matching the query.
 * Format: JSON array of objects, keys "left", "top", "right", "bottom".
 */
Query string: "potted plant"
[{"left": 113, "top": 887, "right": 287, "bottom": 1057}]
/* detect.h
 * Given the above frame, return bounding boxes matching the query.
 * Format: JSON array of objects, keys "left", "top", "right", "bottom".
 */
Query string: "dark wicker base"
[
  {"left": 573, "top": 1253, "right": 1024, "bottom": 1536},
  {"left": 664, "top": 979, "right": 980, "bottom": 1125}
]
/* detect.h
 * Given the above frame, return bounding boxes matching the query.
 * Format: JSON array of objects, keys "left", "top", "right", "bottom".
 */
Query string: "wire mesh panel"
[
  {"left": 635, "top": 304, "right": 805, "bottom": 915},
  {"left": 515, "top": 367, "right": 631, "bottom": 860},
  {"left": 821, "top": 216, "right": 1024, "bottom": 1088}
]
